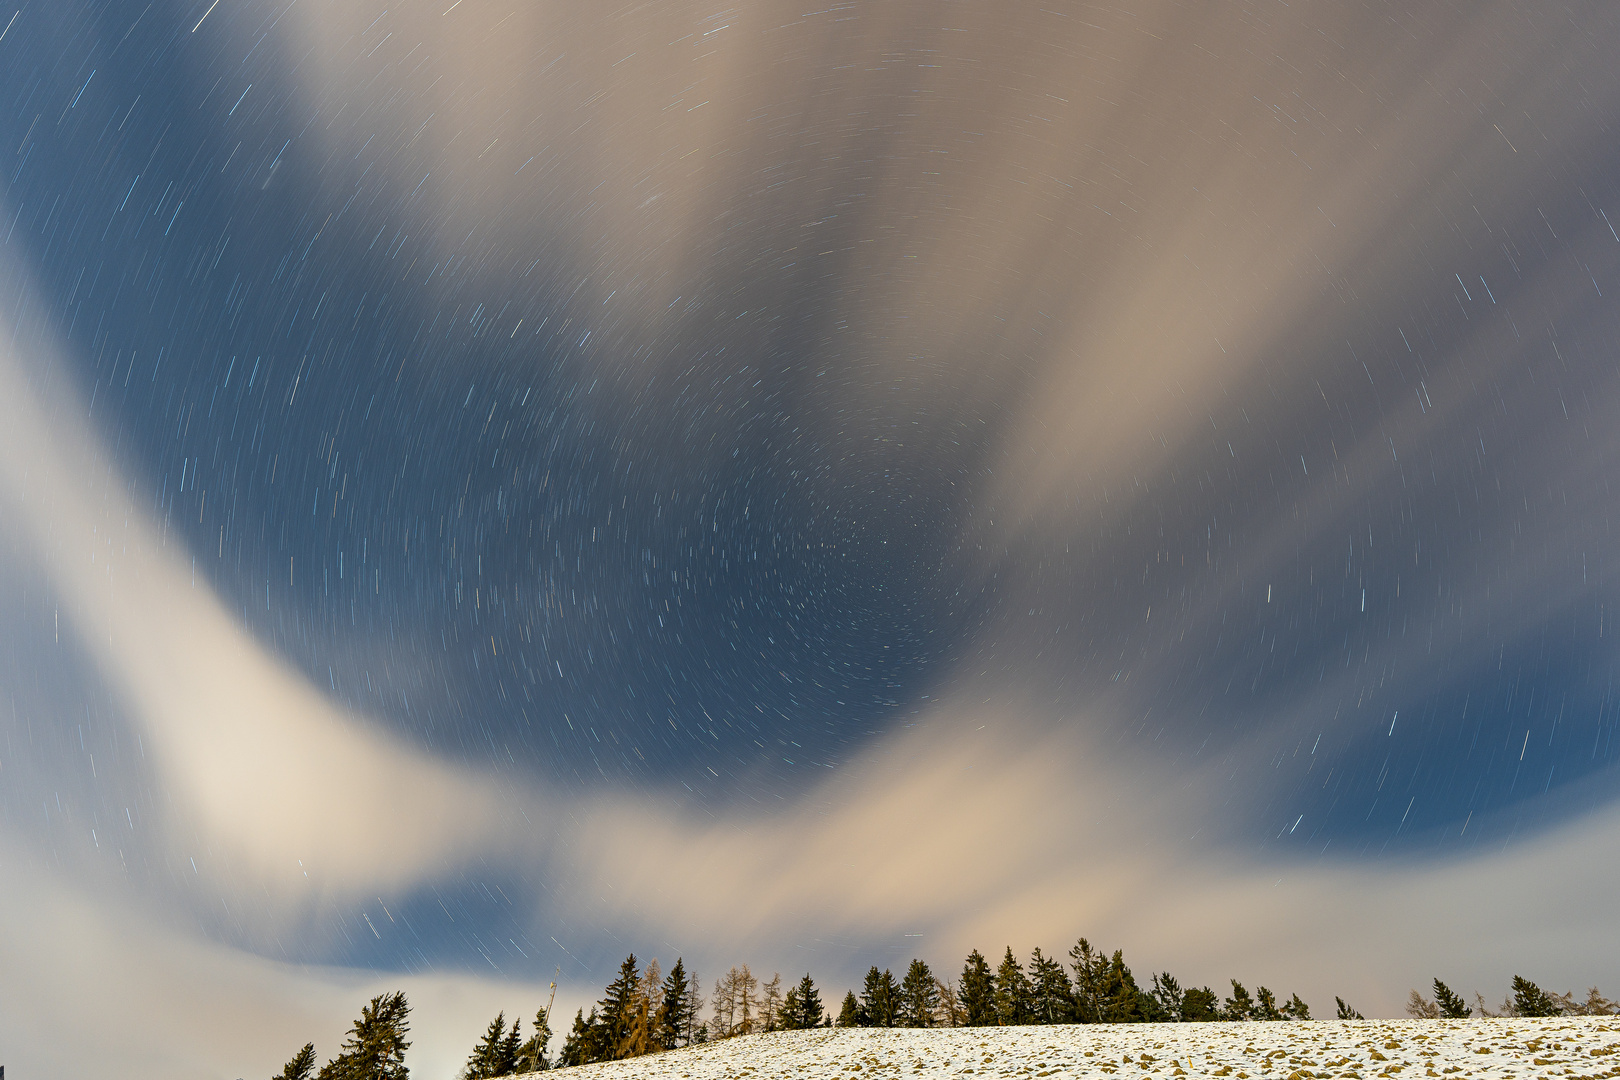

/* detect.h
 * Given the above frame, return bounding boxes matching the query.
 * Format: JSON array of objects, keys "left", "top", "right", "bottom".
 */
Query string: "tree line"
[{"left": 267, "top": 946, "right": 1619, "bottom": 1078}]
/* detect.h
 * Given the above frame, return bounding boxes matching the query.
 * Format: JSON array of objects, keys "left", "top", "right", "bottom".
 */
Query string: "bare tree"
[
  {"left": 761, "top": 973, "right": 784, "bottom": 1032},
  {"left": 1405, "top": 989, "right": 1440, "bottom": 1018}
]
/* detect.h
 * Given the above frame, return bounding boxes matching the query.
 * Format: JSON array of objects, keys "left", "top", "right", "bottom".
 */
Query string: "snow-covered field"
[{"left": 534, "top": 1018, "right": 1620, "bottom": 1079}]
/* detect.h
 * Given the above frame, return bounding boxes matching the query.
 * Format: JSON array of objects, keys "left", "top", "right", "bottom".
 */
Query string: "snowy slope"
[{"left": 529, "top": 1017, "right": 1620, "bottom": 1079}]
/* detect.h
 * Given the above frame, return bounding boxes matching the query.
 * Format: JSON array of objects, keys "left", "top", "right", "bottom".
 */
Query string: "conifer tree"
[
  {"left": 994, "top": 948, "right": 1034, "bottom": 1025},
  {"left": 1511, "top": 976, "right": 1561, "bottom": 1017},
  {"left": 596, "top": 955, "right": 642, "bottom": 1058},
  {"left": 1100, "top": 950, "right": 1157, "bottom": 1023},
  {"left": 1223, "top": 981, "right": 1256, "bottom": 1021},
  {"left": 558, "top": 1008, "right": 601, "bottom": 1067},
  {"left": 837, "top": 991, "right": 861, "bottom": 1027},
  {"left": 959, "top": 951, "right": 997, "bottom": 1027},
  {"left": 1068, "top": 939, "right": 1108, "bottom": 1023},
  {"left": 860, "top": 967, "right": 898, "bottom": 1027},
  {"left": 788, "top": 973, "right": 825, "bottom": 1030},
  {"left": 1181, "top": 987, "right": 1221, "bottom": 1022},
  {"left": 658, "top": 959, "right": 690, "bottom": 1049},
  {"left": 1255, "top": 987, "right": 1282, "bottom": 1021},
  {"left": 900, "top": 959, "right": 939, "bottom": 1027},
  {"left": 1281, "top": 994, "right": 1312, "bottom": 1020},
  {"left": 274, "top": 1043, "right": 318, "bottom": 1080},
  {"left": 462, "top": 1012, "right": 512, "bottom": 1079},
  {"left": 317, "top": 991, "right": 411, "bottom": 1080},
  {"left": 1151, "top": 974, "right": 1184, "bottom": 1022},
  {"left": 1432, "top": 980, "right": 1471, "bottom": 1019},
  {"left": 1029, "top": 948, "right": 1075, "bottom": 1024},
  {"left": 1335, "top": 997, "right": 1364, "bottom": 1020},
  {"left": 513, "top": 1009, "right": 550, "bottom": 1073}
]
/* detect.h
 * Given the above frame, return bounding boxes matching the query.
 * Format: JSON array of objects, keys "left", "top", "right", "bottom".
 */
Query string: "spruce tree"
[
  {"left": 959, "top": 951, "right": 997, "bottom": 1027},
  {"left": 1281, "top": 994, "right": 1312, "bottom": 1020},
  {"left": 1223, "top": 981, "right": 1256, "bottom": 1021},
  {"left": 1100, "top": 950, "right": 1156, "bottom": 1023},
  {"left": 598, "top": 955, "right": 642, "bottom": 1058},
  {"left": 658, "top": 959, "right": 690, "bottom": 1049},
  {"left": 463, "top": 1013, "right": 510, "bottom": 1079},
  {"left": 1335, "top": 997, "right": 1364, "bottom": 1020},
  {"left": 1255, "top": 987, "right": 1282, "bottom": 1021},
  {"left": 1151, "top": 974, "right": 1183, "bottom": 1022},
  {"left": 860, "top": 967, "right": 898, "bottom": 1027},
  {"left": 274, "top": 1043, "right": 318, "bottom": 1080},
  {"left": 1181, "top": 987, "right": 1221, "bottom": 1022},
  {"left": 1068, "top": 939, "right": 1107, "bottom": 1023},
  {"left": 994, "top": 948, "right": 1034, "bottom": 1025},
  {"left": 514, "top": 1009, "right": 550, "bottom": 1073},
  {"left": 1432, "top": 980, "right": 1471, "bottom": 1019},
  {"left": 557, "top": 1008, "right": 601, "bottom": 1067},
  {"left": 317, "top": 991, "right": 411, "bottom": 1080},
  {"left": 1029, "top": 948, "right": 1075, "bottom": 1024},
  {"left": 837, "top": 991, "right": 861, "bottom": 1027},
  {"left": 1511, "top": 976, "right": 1561, "bottom": 1017},
  {"left": 900, "top": 960, "right": 939, "bottom": 1027},
  {"left": 791, "top": 973, "right": 825, "bottom": 1029}
]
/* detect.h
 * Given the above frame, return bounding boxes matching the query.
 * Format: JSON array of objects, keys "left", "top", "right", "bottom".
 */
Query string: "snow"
[{"left": 529, "top": 1017, "right": 1620, "bottom": 1078}]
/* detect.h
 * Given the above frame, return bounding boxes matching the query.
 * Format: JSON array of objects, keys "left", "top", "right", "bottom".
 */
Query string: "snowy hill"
[{"left": 531, "top": 1017, "right": 1620, "bottom": 1079}]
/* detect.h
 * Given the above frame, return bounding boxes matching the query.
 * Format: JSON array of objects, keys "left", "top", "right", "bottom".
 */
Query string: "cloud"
[
  {"left": 565, "top": 697, "right": 1620, "bottom": 1018},
  {"left": 0, "top": 832, "right": 563, "bottom": 1080},
  {"left": 0, "top": 246, "right": 542, "bottom": 904}
]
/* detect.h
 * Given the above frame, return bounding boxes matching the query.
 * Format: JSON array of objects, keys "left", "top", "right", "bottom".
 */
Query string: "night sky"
[{"left": 2, "top": 3, "right": 1620, "bottom": 1077}]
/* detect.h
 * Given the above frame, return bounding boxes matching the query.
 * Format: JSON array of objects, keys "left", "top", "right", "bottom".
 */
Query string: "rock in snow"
[{"left": 532, "top": 1018, "right": 1620, "bottom": 1079}]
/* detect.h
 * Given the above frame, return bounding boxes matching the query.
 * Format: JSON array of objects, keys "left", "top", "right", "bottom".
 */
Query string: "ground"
[{"left": 533, "top": 1018, "right": 1620, "bottom": 1079}]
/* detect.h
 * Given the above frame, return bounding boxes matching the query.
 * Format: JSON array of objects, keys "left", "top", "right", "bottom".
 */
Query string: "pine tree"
[
  {"left": 658, "top": 959, "right": 689, "bottom": 1049},
  {"left": 899, "top": 959, "right": 939, "bottom": 1027},
  {"left": 1511, "top": 976, "right": 1561, "bottom": 1017},
  {"left": 1029, "top": 948, "right": 1074, "bottom": 1024},
  {"left": 317, "top": 991, "right": 412, "bottom": 1080},
  {"left": 1281, "top": 994, "right": 1312, "bottom": 1020},
  {"left": 274, "top": 1043, "right": 318, "bottom": 1080},
  {"left": 959, "top": 951, "right": 997, "bottom": 1027},
  {"left": 1151, "top": 974, "right": 1183, "bottom": 1022},
  {"left": 1181, "top": 987, "right": 1221, "bottom": 1022},
  {"left": 789, "top": 973, "right": 824, "bottom": 1029},
  {"left": 1068, "top": 939, "right": 1107, "bottom": 1023},
  {"left": 1223, "top": 981, "right": 1256, "bottom": 1021},
  {"left": 1255, "top": 987, "right": 1282, "bottom": 1021},
  {"left": 994, "top": 948, "right": 1034, "bottom": 1025},
  {"left": 837, "top": 991, "right": 861, "bottom": 1027},
  {"left": 513, "top": 1009, "right": 550, "bottom": 1073},
  {"left": 1335, "top": 997, "right": 1364, "bottom": 1020},
  {"left": 1431, "top": 980, "right": 1471, "bottom": 1019}
]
